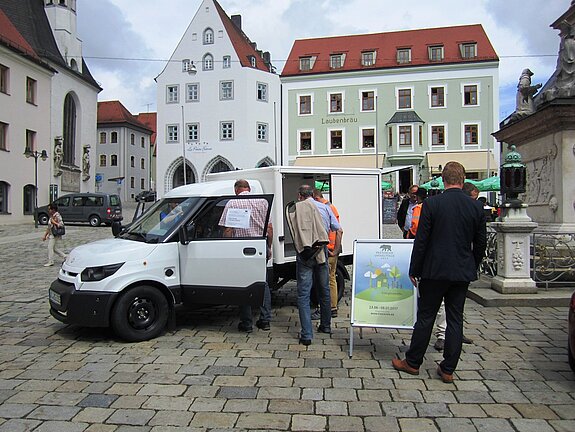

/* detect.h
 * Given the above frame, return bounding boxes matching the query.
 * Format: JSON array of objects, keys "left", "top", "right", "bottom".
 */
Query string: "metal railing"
[{"left": 478, "top": 225, "right": 575, "bottom": 288}]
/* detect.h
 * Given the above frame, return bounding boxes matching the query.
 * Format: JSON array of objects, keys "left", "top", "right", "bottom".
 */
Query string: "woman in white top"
[{"left": 42, "top": 203, "right": 67, "bottom": 266}]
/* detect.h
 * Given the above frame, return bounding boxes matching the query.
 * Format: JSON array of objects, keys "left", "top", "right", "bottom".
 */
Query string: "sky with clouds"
[{"left": 77, "top": 0, "right": 569, "bottom": 121}]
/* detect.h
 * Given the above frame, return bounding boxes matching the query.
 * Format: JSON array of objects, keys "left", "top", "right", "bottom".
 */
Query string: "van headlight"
[{"left": 81, "top": 263, "right": 124, "bottom": 282}]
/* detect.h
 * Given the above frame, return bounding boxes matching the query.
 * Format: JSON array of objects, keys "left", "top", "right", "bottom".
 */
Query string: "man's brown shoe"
[
  {"left": 437, "top": 366, "right": 454, "bottom": 383},
  {"left": 392, "top": 358, "right": 419, "bottom": 375}
]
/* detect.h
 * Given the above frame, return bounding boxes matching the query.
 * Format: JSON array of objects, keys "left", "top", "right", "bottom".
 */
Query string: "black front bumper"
[{"left": 49, "top": 279, "right": 118, "bottom": 327}]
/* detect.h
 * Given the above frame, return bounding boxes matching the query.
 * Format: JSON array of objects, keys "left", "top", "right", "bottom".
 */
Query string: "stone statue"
[
  {"left": 82, "top": 146, "right": 90, "bottom": 181},
  {"left": 53, "top": 137, "right": 63, "bottom": 176},
  {"left": 510, "top": 69, "right": 541, "bottom": 121}
]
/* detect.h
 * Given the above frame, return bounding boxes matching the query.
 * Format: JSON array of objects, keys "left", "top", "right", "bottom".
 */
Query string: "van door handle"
[{"left": 243, "top": 247, "right": 257, "bottom": 256}]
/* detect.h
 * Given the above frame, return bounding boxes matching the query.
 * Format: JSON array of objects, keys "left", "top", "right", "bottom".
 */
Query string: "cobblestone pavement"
[{"left": 0, "top": 216, "right": 574, "bottom": 431}]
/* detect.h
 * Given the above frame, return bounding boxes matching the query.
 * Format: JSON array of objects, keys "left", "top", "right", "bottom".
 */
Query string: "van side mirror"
[
  {"left": 111, "top": 221, "right": 123, "bottom": 237},
  {"left": 179, "top": 224, "right": 196, "bottom": 245}
]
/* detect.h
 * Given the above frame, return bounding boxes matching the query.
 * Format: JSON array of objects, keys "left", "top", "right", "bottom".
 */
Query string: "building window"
[
  {"left": 299, "top": 95, "right": 312, "bottom": 115},
  {"left": 182, "top": 59, "right": 191, "bottom": 72},
  {"left": 397, "top": 48, "right": 411, "bottom": 64},
  {"left": 130, "top": 177, "right": 135, "bottom": 188},
  {"left": 186, "top": 83, "right": 199, "bottom": 102},
  {"left": 250, "top": 56, "right": 256, "bottom": 68},
  {"left": 428, "top": 45, "right": 444, "bottom": 62},
  {"left": 141, "top": 158, "right": 145, "bottom": 169},
  {"left": 330, "top": 54, "right": 344, "bottom": 69},
  {"left": 141, "top": 137, "right": 145, "bottom": 148},
  {"left": 167, "top": 125, "right": 179, "bottom": 142},
  {"left": 430, "top": 86, "right": 445, "bottom": 108},
  {"left": 166, "top": 85, "right": 179, "bottom": 103},
  {"left": 111, "top": 131, "right": 118, "bottom": 143},
  {"left": 220, "top": 121, "right": 234, "bottom": 140},
  {"left": 0, "top": 122, "right": 7, "bottom": 150},
  {"left": 130, "top": 156, "right": 135, "bottom": 167},
  {"left": 361, "top": 128, "right": 375, "bottom": 149},
  {"left": 141, "top": 178, "right": 145, "bottom": 189},
  {"left": 388, "top": 127, "right": 393, "bottom": 147},
  {"left": 130, "top": 133, "right": 135, "bottom": 145},
  {"left": 25, "top": 129, "right": 36, "bottom": 153},
  {"left": 0, "top": 64, "right": 8, "bottom": 94},
  {"left": 329, "top": 93, "right": 343, "bottom": 113},
  {"left": 361, "top": 91, "right": 375, "bottom": 111},
  {"left": 223, "top": 55, "right": 231, "bottom": 68},
  {"left": 99, "top": 132, "right": 106, "bottom": 144},
  {"left": 299, "top": 131, "right": 312, "bottom": 152},
  {"left": 329, "top": 130, "right": 343, "bottom": 150},
  {"left": 203, "top": 28, "right": 214, "bottom": 44},
  {"left": 220, "top": 81, "right": 233, "bottom": 100},
  {"left": 257, "top": 123, "right": 268, "bottom": 142},
  {"left": 362, "top": 51, "right": 375, "bottom": 66},
  {"left": 187, "top": 123, "right": 199, "bottom": 141},
  {"left": 257, "top": 82, "right": 268, "bottom": 102},
  {"left": 398, "top": 89, "right": 412, "bottom": 109},
  {"left": 399, "top": 125, "right": 412, "bottom": 146},
  {"left": 203, "top": 54, "right": 213, "bottom": 71},
  {"left": 431, "top": 125, "right": 445, "bottom": 146},
  {"left": 63, "top": 93, "right": 76, "bottom": 164},
  {"left": 299, "top": 56, "right": 312, "bottom": 71},
  {"left": 464, "top": 124, "right": 479, "bottom": 146},
  {"left": 460, "top": 43, "right": 477, "bottom": 59},
  {"left": 26, "top": 77, "right": 36, "bottom": 104},
  {"left": 0, "top": 181, "right": 9, "bottom": 213},
  {"left": 464, "top": 85, "right": 478, "bottom": 106},
  {"left": 111, "top": 154, "right": 118, "bottom": 166},
  {"left": 99, "top": 155, "right": 106, "bottom": 166}
]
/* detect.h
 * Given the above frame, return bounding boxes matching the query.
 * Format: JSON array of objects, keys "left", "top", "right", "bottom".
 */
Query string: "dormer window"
[
  {"left": 460, "top": 43, "right": 477, "bottom": 59},
  {"left": 330, "top": 54, "right": 344, "bottom": 69},
  {"left": 361, "top": 51, "right": 376, "bottom": 67},
  {"left": 397, "top": 48, "right": 411, "bottom": 64},
  {"left": 299, "top": 56, "right": 316, "bottom": 71},
  {"left": 249, "top": 56, "right": 256, "bottom": 67},
  {"left": 203, "top": 28, "right": 214, "bottom": 45},
  {"left": 428, "top": 45, "right": 444, "bottom": 62}
]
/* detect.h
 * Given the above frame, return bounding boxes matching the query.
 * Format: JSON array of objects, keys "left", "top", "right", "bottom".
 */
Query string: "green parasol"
[
  {"left": 475, "top": 176, "right": 500, "bottom": 192},
  {"left": 381, "top": 180, "right": 393, "bottom": 190},
  {"left": 419, "top": 177, "right": 444, "bottom": 190},
  {"left": 316, "top": 180, "right": 393, "bottom": 191}
]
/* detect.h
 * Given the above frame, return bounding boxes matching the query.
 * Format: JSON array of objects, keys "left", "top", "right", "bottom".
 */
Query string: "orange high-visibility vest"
[
  {"left": 320, "top": 198, "right": 340, "bottom": 251},
  {"left": 407, "top": 203, "right": 422, "bottom": 239}
]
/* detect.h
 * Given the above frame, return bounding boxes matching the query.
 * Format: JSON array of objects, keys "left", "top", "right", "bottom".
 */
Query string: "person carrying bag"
[{"left": 42, "top": 203, "right": 67, "bottom": 267}]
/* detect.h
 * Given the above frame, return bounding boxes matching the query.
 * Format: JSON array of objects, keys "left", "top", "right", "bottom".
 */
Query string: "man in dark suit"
[{"left": 392, "top": 161, "right": 486, "bottom": 383}]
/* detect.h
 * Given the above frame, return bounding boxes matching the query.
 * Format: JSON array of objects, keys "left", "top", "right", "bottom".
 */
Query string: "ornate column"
[{"left": 491, "top": 146, "right": 538, "bottom": 294}]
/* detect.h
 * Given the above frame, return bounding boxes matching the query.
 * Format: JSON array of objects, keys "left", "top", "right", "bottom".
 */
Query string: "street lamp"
[{"left": 24, "top": 148, "right": 48, "bottom": 228}]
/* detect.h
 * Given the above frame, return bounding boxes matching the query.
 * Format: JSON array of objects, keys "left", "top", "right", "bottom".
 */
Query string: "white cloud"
[{"left": 78, "top": 0, "right": 568, "bottom": 118}]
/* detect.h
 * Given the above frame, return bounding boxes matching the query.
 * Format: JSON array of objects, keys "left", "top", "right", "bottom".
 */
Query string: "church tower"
[{"left": 44, "top": 0, "right": 83, "bottom": 72}]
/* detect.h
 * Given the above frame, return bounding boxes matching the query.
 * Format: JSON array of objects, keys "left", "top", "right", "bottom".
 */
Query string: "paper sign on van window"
[{"left": 224, "top": 208, "right": 251, "bottom": 229}]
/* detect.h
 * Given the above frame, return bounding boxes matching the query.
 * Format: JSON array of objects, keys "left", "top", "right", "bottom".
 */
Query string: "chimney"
[
  {"left": 231, "top": 14, "right": 242, "bottom": 30},
  {"left": 263, "top": 51, "right": 271, "bottom": 65}
]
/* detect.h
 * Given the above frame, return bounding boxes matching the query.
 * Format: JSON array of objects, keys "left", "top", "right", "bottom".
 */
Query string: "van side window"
[
  {"left": 72, "top": 197, "right": 83, "bottom": 207},
  {"left": 56, "top": 197, "right": 70, "bottom": 207},
  {"left": 193, "top": 200, "right": 227, "bottom": 239},
  {"left": 84, "top": 196, "right": 103, "bottom": 206}
]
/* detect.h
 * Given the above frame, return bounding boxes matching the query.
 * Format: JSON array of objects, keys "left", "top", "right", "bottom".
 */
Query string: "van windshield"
[{"left": 119, "top": 197, "right": 199, "bottom": 243}]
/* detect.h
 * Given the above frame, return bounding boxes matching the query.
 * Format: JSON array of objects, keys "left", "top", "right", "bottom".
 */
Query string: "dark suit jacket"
[
  {"left": 409, "top": 188, "right": 487, "bottom": 282},
  {"left": 397, "top": 197, "right": 410, "bottom": 230}
]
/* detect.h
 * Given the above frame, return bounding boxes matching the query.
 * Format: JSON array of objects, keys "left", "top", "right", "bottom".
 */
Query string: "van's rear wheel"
[
  {"left": 89, "top": 215, "right": 101, "bottom": 227},
  {"left": 111, "top": 286, "right": 169, "bottom": 342},
  {"left": 38, "top": 213, "right": 49, "bottom": 225}
]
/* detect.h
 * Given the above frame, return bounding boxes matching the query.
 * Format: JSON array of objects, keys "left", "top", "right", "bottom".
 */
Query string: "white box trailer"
[
  {"left": 48, "top": 166, "right": 382, "bottom": 342},
  {"left": 208, "top": 166, "right": 383, "bottom": 295}
]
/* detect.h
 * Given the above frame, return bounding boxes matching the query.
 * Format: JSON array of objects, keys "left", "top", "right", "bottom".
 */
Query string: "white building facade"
[{"left": 155, "top": 0, "right": 280, "bottom": 197}]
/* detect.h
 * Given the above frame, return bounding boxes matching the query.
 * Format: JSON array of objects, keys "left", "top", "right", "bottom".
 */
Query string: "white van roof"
[{"left": 164, "top": 180, "right": 263, "bottom": 198}]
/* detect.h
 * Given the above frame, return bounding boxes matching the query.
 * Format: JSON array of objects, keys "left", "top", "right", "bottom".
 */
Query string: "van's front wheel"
[{"left": 111, "top": 286, "right": 169, "bottom": 342}]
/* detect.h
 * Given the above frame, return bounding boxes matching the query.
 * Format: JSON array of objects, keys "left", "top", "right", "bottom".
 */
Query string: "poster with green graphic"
[{"left": 351, "top": 239, "right": 416, "bottom": 329}]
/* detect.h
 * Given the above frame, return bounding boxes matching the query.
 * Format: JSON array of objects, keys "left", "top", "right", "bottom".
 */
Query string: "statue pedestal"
[{"left": 491, "top": 205, "right": 538, "bottom": 294}]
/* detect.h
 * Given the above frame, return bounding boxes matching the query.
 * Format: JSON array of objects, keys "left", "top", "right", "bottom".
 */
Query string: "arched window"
[
  {"left": 130, "top": 133, "right": 135, "bottom": 145},
  {"left": 23, "top": 184, "right": 35, "bottom": 215},
  {"left": 99, "top": 155, "right": 107, "bottom": 166},
  {"left": 111, "top": 154, "right": 118, "bottom": 166},
  {"left": 130, "top": 156, "right": 135, "bottom": 167},
  {"left": 63, "top": 93, "right": 76, "bottom": 165},
  {"left": 141, "top": 137, "right": 145, "bottom": 148},
  {"left": 210, "top": 161, "right": 232, "bottom": 173},
  {"left": 203, "top": 54, "right": 213, "bottom": 71},
  {"left": 111, "top": 132, "right": 118, "bottom": 143},
  {"left": 0, "top": 181, "right": 9, "bottom": 213},
  {"left": 70, "top": 58, "right": 78, "bottom": 71},
  {"left": 203, "top": 28, "right": 214, "bottom": 45}
]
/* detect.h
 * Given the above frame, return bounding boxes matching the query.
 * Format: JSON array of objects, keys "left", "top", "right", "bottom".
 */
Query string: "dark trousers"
[{"left": 405, "top": 279, "right": 469, "bottom": 374}]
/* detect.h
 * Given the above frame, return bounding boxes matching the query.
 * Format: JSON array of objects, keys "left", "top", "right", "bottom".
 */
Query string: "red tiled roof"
[
  {"left": 136, "top": 112, "right": 157, "bottom": 145},
  {"left": 281, "top": 24, "right": 498, "bottom": 77},
  {"left": 213, "top": 0, "right": 272, "bottom": 73},
  {"left": 0, "top": 9, "right": 41, "bottom": 61},
  {"left": 98, "top": 101, "right": 153, "bottom": 134}
]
